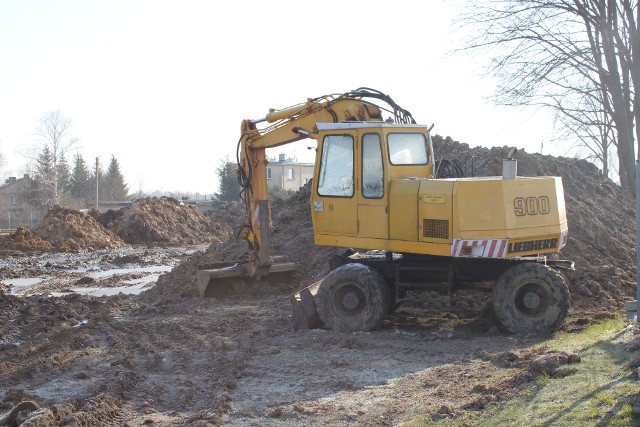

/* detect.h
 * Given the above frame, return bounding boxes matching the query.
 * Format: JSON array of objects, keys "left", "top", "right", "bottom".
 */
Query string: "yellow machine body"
[{"left": 309, "top": 122, "right": 568, "bottom": 259}]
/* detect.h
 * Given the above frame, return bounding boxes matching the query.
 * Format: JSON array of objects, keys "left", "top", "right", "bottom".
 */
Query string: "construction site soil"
[{"left": 0, "top": 138, "right": 636, "bottom": 426}]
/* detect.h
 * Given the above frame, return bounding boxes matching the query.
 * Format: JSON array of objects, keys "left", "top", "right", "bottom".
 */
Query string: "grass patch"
[
  {"left": 403, "top": 318, "right": 640, "bottom": 426},
  {"left": 484, "top": 318, "right": 640, "bottom": 427}
]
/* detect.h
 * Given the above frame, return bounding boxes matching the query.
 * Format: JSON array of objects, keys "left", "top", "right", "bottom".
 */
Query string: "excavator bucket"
[
  {"left": 197, "top": 255, "right": 296, "bottom": 298},
  {"left": 290, "top": 280, "right": 324, "bottom": 331}
]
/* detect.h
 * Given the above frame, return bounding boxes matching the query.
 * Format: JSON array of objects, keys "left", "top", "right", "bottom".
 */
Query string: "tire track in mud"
[
  {"left": 1, "top": 297, "right": 99, "bottom": 393},
  {"left": 224, "top": 325, "right": 541, "bottom": 426},
  {"left": 74, "top": 297, "right": 266, "bottom": 416},
  {"left": 0, "top": 242, "right": 599, "bottom": 427},
  {"left": 1, "top": 290, "right": 268, "bottom": 423},
  {"left": 1, "top": 284, "right": 584, "bottom": 426}
]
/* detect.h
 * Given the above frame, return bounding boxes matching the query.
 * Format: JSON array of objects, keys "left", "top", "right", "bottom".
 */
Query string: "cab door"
[
  {"left": 357, "top": 132, "right": 389, "bottom": 239},
  {"left": 312, "top": 132, "right": 358, "bottom": 235}
]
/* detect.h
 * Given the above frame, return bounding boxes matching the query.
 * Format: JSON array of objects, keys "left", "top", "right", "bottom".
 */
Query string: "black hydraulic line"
[
  {"left": 434, "top": 159, "right": 465, "bottom": 178},
  {"left": 330, "top": 87, "right": 416, "bottom": 124}
]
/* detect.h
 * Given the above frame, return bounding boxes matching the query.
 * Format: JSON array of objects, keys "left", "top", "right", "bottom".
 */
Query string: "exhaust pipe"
[{"left": 503, "top": 147, "right": 518, "bottom": 180}]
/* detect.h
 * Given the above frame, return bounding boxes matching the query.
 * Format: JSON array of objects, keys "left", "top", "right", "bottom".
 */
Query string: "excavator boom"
[{"left": 198, "top": 88, "right": 411, "bottom": 297}]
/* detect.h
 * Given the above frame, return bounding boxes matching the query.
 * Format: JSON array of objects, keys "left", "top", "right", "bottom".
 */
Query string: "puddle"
[
  {"left": 66, "top": 264, "right": 103, "bottom": 273},
  {"left": 41, "top": 253, "right": 97, "bottom": 265},
  {"left": 3, "top": 277, "right": 45, "bottom": 295},
  {"left": 89, "top": 265, "right": 172, "bottom": 278},
  {"left": 51, "top": 273, "right": 163, "bottom": 297},
  {"left": 0, "top": 339, "right": 23, "bottom": 346},
  {"left": 4, "top": 265, "right": 172, "bottom": 297},
  {"left": 33, "top": 378, "right": 91, "bottom": 402}
]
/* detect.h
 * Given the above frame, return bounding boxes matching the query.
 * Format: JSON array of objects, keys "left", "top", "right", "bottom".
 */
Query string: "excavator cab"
[{"left": 310, "top": 123, "right": 434, "bottom": 246}]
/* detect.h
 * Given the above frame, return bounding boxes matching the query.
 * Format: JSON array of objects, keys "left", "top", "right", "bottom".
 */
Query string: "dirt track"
[{"left": 1, "top": 246, "right": 589, "bottom": 426}]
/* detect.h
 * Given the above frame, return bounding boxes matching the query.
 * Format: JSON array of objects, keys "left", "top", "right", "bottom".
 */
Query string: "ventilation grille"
[{"left": 423, "top": 219, "right": 449, "bottom": 239}]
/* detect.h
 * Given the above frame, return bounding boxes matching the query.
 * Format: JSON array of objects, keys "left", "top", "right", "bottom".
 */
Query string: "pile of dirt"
[
  {"left": 206, "top": 200, "right": 245, "bottom": 233},
  {"left": 0, "top": 227, "right": 53, "bottom": 254},
  {"left": 432, "top": 135, "right": 636, "bottom": 309},
  {"left": 143, "top": 188, "right": 337, "bottom": 301},
  {"left": 149, "top": 136, "right": 636, "bottom": 312},
  {"left": 270, "top": 185, "right": 339, "bottom": 285},
  {"left": 33, "top": 205, "right": 126, "bottom": 251},
  {"left": 98, "top": 197, "right": 229, "bottom": 246},
  {"left": 0, "top": 197, "right": 232, "bottom": 255},
  {"left": 144, "top": 241, "right": 242, "bottom": 300}
]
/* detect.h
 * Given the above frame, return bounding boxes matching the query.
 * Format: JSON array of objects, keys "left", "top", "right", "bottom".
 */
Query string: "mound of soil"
[
  {"left": 33, "top": 205, "right": 126, "bottom": 251},
  {"left": 431, "top": 135, "right": 636, "bottom": 309},
  {"left": 0, "top": 227, "right": 53, "bottom": 254},
  {"left": 206, "top": 200, "right": 245, "bottom": 233},
  {"left": 98, "top": 197, "right": 229, "bottom": 246},
  {"left": 149, "top": 136, "right": 636, "bottom": 313},
  {"left": 143, "top": 187, "right": 337, "bottom": 301},
  {"left": 270, "top": 185, "right": 339, "bottom": 285}
]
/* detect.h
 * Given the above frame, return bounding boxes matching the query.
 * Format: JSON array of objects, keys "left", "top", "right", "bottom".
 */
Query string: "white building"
[{"left": 267, "top": 153, "right": 314, "bottom": 191}]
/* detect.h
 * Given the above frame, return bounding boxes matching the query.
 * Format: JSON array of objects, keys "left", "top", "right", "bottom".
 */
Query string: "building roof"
[{"left": 0, "top": 174, "right": 31, "bottom": 191}]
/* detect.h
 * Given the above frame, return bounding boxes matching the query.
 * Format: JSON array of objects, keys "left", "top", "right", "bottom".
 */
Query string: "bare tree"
[
  {"left": 459, "top": 0, "right": 639, "bottom": 192},
  {"left": 34, "top": 110, "right": 78, "bottom": 204},
  {"left": 0, "top": 147, "right": 5, "bottom": 176},
  {"left": 551, "top": 85, "right": 615, "bottom": 176}
]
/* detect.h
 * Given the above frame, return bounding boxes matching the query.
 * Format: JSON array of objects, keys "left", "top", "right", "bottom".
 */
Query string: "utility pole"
[
  {"left": 95, "top": 157, "right": 99, "bottom": 211},
  {"left": 636, "top": 160, "right": 639, "bottom": 321}
]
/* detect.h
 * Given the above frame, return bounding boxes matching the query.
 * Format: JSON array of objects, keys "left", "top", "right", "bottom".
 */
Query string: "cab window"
[
  {"left": 388, "top": 133, "right": 428, "bottom": 165},
  {"left": 317, "top": 134, "right": 354, "bottom": 197},
  {"left": 362, "top": 133, "right": 384, "bottom": 198}
]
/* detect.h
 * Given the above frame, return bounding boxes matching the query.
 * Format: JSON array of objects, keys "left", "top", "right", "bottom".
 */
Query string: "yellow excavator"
[{"left": 198, "top": 88, "right": 572, "bottom": 334}]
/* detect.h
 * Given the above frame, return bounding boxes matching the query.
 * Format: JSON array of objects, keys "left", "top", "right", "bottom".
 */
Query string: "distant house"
[
  {"left": 267, "top": 154, "right": 314, "bottom": 191},
  {"left": 0, "top": 175, "right": 44, "bottom": 228}
]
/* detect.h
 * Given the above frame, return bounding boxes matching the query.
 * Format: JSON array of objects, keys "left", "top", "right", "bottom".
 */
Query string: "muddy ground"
[
  {"left": 0, "top": 138, "right": 637, "bottom": 425},
  {"left": 0, "top": 245, "right": 593, "bottom": 426}
]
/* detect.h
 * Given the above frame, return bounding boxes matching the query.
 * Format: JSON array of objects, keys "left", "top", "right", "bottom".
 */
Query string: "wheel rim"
[
  {"left": 332, "top": 282, "right": 366, "bottom": 317},
  {"left": 514, "top": 282, "right": 550, "bottom": 316}
]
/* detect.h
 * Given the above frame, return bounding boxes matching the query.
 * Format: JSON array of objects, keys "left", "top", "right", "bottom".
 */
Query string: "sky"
[{"left": 0, "top": 0, "right": 560, "bottom": 195}]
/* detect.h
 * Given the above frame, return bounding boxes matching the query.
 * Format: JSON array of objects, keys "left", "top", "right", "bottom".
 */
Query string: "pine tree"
[
  {"left": 31, "top": 145, "right": 56, "bottom": 206},
  {"left": 214, "top": 158, "right": 240, "bottom": 202},
  {"left": 70, "top": 154, "right": 91, "bottom": 203},
  {"left": 103, "top": 155, "right": 129, "bottom": 200},
  {"left": 57, "top": 154, "right": 71, "bottom": 202}
]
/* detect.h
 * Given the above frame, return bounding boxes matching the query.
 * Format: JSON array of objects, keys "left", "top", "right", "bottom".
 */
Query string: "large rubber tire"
[
  {"left": 316, "top": 263, "right": 391, "bottom": 332},
  {"left": 492, "top": 262, "right": 570, "bottom": 334}
]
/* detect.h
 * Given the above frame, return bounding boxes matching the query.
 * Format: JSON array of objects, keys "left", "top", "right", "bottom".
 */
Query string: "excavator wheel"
[
  {"left": 315, "top": 263, "right": 391, "bottom": 333},
  {"left": 492, "top": 262, "right": 570, "bottom": 334}
]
